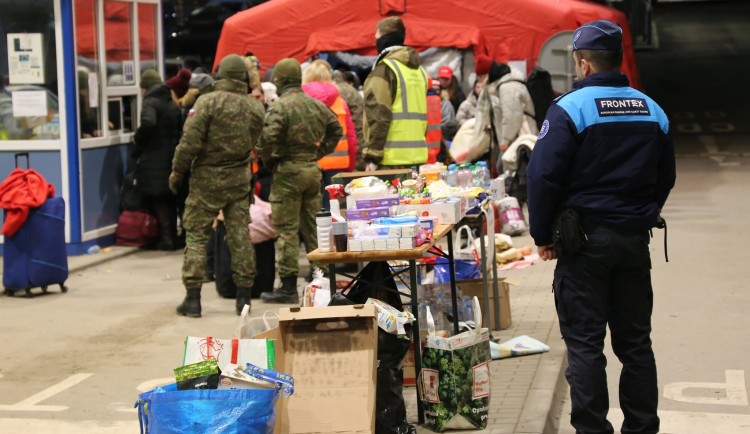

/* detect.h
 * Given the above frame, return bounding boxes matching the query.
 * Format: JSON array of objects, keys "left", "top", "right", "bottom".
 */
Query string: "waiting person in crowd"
[
  {"left": 170, "top": 54, "right": 266, "bottom": 318},
  {"left": 166, "top": 68, "right": 192, "bottom": 110},
  {"left": 527, "top": 20, "right": 675, "bottom": 434},
  {"left": 474, "top": 60, "right": 537, "bottom": 174},
  {"left": 302, "top": 59, "right": 357, "bottom": 209},
  {"left": 362, "top": 16, "right": 429, "bottom": 170},
  {"left": 431, "top": 76, "right": 455, "bottom": 123},
  {"left": 332, "top": 69, "right": 364, "bottom": 171},
  {"left": 256, "top": 58, "right": 341, "bottom": 304},
  {"left": 437, "top": 65, "right": 466, "bottom": 112},
  {"left": 455, "top": 78, "right": 485, "bottom": 126},
  {"left": 132, "top": 69, "right": 182, "bottom": 251},
  {"left": 474, "top": 54, "right": 493, "bottom": 84}
]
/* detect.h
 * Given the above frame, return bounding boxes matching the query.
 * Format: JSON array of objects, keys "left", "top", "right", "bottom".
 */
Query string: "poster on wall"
[{"left": 7, "top": 33, "right": 45, "bottom": 84}]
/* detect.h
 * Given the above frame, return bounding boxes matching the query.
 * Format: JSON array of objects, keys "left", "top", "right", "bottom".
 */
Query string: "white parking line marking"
[
  {"left": 0, "top": 373, "right": 93, "bottom": 411},
  {"left": 608, "top": 408, "right": 750, "bottom": 432},
  {"left": 664, "top": 370, "right": 748, "bottom": 406},
  {"left": 0, "top": 417, "right": 137, "bottom": 433}
]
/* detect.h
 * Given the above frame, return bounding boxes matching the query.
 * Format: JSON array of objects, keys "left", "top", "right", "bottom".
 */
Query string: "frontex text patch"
[{"left": 595, "top": 97, "right": 650, "bottom": 117}]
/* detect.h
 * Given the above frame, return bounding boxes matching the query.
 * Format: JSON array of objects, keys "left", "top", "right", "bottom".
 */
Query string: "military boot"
[
  {"left": 176, "top": 288, "right": 201, "bottom": 318},
  {"left": 236, "top": 286, "right": 252, "bottom": 315},
  {"left": 260, "top": 276, "right": 299, "bottom": 304}
]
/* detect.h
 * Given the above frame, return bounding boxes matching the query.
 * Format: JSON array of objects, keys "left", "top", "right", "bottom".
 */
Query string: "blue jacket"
[{"left": 527, "top": 72, "right": 675, "bottom": 246}]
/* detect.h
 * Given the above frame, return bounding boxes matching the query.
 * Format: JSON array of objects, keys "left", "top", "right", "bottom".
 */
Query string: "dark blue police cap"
[{"left": 573, "top": 20, "right": 622, "bottom": 51}]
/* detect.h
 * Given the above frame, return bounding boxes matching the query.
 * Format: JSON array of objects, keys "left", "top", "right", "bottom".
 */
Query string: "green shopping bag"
[{"left": 419, "top": 297, "right": 491, "bottom": 431}]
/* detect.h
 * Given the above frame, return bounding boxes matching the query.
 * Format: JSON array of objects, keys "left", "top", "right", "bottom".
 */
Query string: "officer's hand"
[
  {"left": 168, "top": 171, "right": 183, "bottom": 195},
  {"left": 537, "top": 244, "right": 557, "bottom": 261}
]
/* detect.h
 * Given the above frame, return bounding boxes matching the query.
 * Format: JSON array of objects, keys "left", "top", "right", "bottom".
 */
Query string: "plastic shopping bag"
[
  {"left": 136, "top": 363, "right": 294, "bottom": 434},
  {"left": 419, "top": 298, "right": 491, "bottom": 431},
  {"left": 434, "top": 225, "right": 481, "bottom": 283}
]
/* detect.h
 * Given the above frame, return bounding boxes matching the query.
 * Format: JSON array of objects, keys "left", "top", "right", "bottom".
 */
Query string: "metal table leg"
[
  {"left": 328, "top": 264, "right": 336, "bottom": 298},
  {"left": 477, "top": 212, "right": 493, "bottom": 331},
  {"left": 409, "top": 258, "right": 425, "bottom": 424},
  {"left": 446, "top": 230, "right": 460, "bottom": 336}
]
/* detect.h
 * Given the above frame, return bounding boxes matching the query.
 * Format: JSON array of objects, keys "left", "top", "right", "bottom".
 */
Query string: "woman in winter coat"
[
  {"left": 301, "top": 60, "right": 357, "bottom": 210},
  {"left": 455, "top": 78, "right": 486, "bottom": 126},
  {"left": 133, "top": 69, "right": 183, "bottom": 250}
]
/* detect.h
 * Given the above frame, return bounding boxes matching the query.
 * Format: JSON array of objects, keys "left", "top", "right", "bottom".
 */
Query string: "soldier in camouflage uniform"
[
  {"left": 256, "top": 58, "right": 342, "bottom": 304},
  {"left": 169, "top": 54, "right": 266, "bottom": 317}
]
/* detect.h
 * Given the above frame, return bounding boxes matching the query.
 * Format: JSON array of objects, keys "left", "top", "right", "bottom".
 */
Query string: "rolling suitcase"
[{"left": 3, "top": 195, "right": 69, "bottom": 297}]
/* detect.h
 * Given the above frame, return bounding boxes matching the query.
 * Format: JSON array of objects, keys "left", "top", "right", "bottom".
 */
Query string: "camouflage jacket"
[
  {"left": 172, "top": 79, "right": 265, "bottom": 190},
  {"left": 361, "top": 46, "right": 422, "bottom": 164},
  {"left": 257, "top": 85, "right": 342, "bottom": 170}
]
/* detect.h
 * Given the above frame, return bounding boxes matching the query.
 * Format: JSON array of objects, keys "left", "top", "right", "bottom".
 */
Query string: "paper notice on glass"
[
  {"left": 7, "top": 33, "right": 44, "bottom": 84},
  {"left": 88, "top": 72, "right": 99, "bottom": 108},
  {"left": 12, "top": 91, "right": 47, "bottom": 117},
  {"left": 122, "top": 61, "right": 135, "bottom": 85}
]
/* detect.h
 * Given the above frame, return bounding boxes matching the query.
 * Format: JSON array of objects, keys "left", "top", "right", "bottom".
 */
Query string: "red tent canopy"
[{"left": 214, "top": 0, "right": 640, "bottom": 89}]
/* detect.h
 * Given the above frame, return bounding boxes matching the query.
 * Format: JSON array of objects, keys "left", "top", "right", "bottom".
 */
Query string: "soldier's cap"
[
  {"left": 140, "top": 69, "right": 162, "bottom": 89},
  {"left": 273, "top": 58, "right": 302, "bottom": 82},
  {"left": 377, "top": 16, "right": 405, "bottom": 36},
  {"left": 218, "top": 54, "right": 247, "bottom": 81},
  {"left": 573, "top": 20, "right": 622, "bottom": 51}
]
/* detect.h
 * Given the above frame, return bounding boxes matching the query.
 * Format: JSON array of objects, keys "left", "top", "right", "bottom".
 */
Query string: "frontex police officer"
[{"left": 527, "top": 20, "right": 676, "bottom": 434}]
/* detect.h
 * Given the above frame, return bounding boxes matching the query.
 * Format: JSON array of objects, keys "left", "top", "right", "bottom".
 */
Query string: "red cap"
[
  {"left": 475, "top": 54, "right": 493, "bottom": 76},
  {"left": 438, "top": 66, "right": 453, "bottom": 79}
]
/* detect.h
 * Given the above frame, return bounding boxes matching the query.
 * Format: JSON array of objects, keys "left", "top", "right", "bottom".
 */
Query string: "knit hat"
[
  {"left": 573, "top": 19, "right": 623, "bottom": 51},
  {"left": 166, "top": 68, "right": 191, "bottom": 98},
  {"left": 189, "top": 72, "right": 214, "bottom": 89},
  {"left": 376, "top": 16, "right": 406, "bottom": 36},
  {"left": 475, "top": 54, "right": 493, "bottom": 76},
  {"left": 273, "top": 58, "right": 302, "bottom": 82},
  {"left": 140, "top": 69, "right": 162, "bottom": 90},
  {"left": 217, "top": 54, "right": 247, "bottom": 81}
]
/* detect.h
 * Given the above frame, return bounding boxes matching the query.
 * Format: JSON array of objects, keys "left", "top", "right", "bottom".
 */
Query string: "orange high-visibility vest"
[
  {"left": 425, "top": 94, "right": 442, "bottom": 164},
  {"left": 317, "top": 95, "right": 349, "bottom": 170}
]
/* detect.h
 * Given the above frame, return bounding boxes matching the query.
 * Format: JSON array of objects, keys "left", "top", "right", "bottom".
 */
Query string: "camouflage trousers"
[
  {"left": 182, "top": 185, "right": 255, "bottom": 289},
  {"left": 270, "top": 161, "right": 322, "bottom": 278}
]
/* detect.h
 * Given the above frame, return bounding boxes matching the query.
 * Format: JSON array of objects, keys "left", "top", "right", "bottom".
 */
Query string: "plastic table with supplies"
[{"left": 307, "top": 223, "right": 460, "bottom": 423}]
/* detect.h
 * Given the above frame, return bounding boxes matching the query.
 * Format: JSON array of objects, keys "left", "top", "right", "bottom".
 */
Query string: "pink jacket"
[{"left": 302, "top": 81, "right": 357, "bottom": 171}]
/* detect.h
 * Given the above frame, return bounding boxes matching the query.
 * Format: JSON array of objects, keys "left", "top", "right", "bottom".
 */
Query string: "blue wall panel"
[
  {"left": 80, "top": 144, "right": 133, "bottom": 232},
  {"left": 0, "top": 151, "right": 63, "bottom": 194}
]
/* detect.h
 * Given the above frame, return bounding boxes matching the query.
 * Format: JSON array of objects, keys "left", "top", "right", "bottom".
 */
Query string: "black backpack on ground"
[{"left": 505, "top": 144, "right": 533, "bottom": 204}]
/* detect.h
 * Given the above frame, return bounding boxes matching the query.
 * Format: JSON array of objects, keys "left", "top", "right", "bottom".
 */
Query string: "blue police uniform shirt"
[{"left": 527, "top": 71, "right": 676, "bottom": 246}]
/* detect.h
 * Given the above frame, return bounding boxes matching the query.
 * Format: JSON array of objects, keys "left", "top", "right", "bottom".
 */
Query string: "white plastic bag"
[
  {"left": 236, "top": 306, "right": 279, "bottom": 339},
  {"left": 455, "top": 225, "right": 480, "bottom": 262},
  {"left": 302, "top": 268, "right": 330, "bottom": 307},
  {"left": 497, "top": 196, "right": 527, "bottom": 236}
]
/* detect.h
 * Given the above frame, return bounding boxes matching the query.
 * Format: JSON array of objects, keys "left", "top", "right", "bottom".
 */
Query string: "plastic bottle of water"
[
  {"left": 87, "top": 245, "right": 101, "bottom": 254},
  {"left": 440, "top": 164, "right": 448, "bottom": 183},
  {"left": 461, "top": 164, "right": 470, "bottom": 187},
  {"left": 480, "top": 161, "right": 491, "bottom": 189},
  {"left": 410, "top": 165, "right": 419, "bottom": 180},
  {"left": 472, "top": 164, "right": 484, "bottom": 188},
  {"left": 447, "top": 163, "right": 457, "bottom": 187}
]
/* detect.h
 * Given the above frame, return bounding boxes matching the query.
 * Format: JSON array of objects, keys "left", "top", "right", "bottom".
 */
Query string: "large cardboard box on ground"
[
  {"left": 275, "top": 305, "right": 378, "bottom": 434},
  {"left": 459, "top": 278, "right": 513, "bottom": 331}
]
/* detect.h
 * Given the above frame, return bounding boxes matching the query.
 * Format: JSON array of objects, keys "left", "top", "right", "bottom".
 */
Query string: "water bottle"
[
  {"left": 315, "top": 209, "right": 333, "bottom": 252},
  {"left": 410, "top": 165, "right": 419, "bottom": 180},
  {"left": 447, "top": 163, "right": 457, "bottom": 187},
  {"left": 480, "top": 161, "right": 491, "bottom": 189},
  {"left": 87, "top": 244, "right": 101, "bottom": 254},
  {"left": 460, "top": 164, "right": 469, "bottom": 187},
  {"left": 472, "top": 164, "right": 483, "bottom": 188},
  {"left": 439, "top": 164, "right": 448, "bottom": 182}
]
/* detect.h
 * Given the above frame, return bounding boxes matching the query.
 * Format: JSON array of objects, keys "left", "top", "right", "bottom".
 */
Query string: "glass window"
[
  {"left": 138, "top": 3, "right": 158, "bottom": 75},
  {"left": 104, "top": 1, "right": 134, "bottom": 87},
  {"left": 75, "top": 0, "right": 103, "bottom": 138},
  {"left": 0, "top": 0, "right": 60, "bottom": 140}
]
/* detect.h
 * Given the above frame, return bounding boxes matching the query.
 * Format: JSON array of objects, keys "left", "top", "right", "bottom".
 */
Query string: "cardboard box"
[
  {"left": 397, "top": 198, "right": 467, "bottom": 224},
  {"left": 275, "top": 305, "right": 378, "bottom": 434},
  {"left": 458, "top": 278, "right": 512, "bottom": 331}
]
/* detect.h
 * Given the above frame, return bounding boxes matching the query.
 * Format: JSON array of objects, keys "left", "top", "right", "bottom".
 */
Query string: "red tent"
[{"left": 214, "top": 0, "right": 640, "bottom": 89}]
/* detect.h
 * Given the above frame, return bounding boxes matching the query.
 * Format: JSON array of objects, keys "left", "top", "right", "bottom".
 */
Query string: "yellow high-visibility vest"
[{"left": 381, "top": 58, "right": 428, "bottom": 166}]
